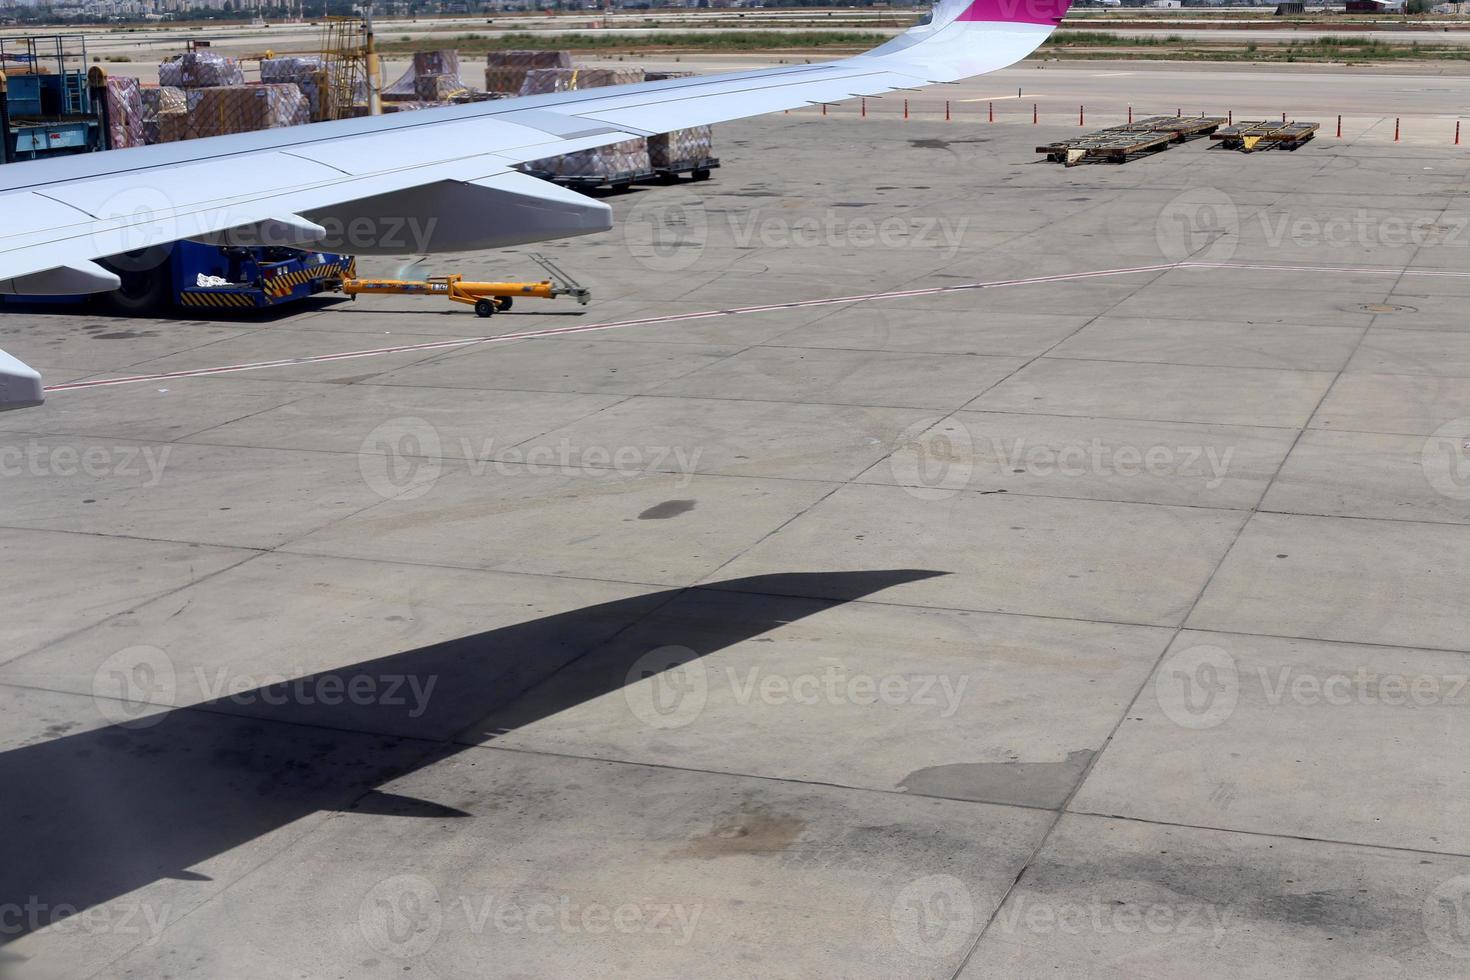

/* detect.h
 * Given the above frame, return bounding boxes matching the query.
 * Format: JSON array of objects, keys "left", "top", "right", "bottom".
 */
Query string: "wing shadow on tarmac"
[{"left": 1, "top": 568, "right": 941, "bottom": 945}]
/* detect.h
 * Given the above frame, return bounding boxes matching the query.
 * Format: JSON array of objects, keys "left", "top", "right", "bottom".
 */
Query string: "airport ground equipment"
[
  {"left": 0, "top": 34, "right": 101, "bottom": 164},
  {"left": 333, "top": 253, "right": 590, "bottom": 317},
  {"left": 1038, "top": 115, "right": 1228, "bottom": 166},
  {"left": 524, "top": 156, "right": 719, "bottom": 193},
  {"left": 1, "top": 243, "right": 354, "bottom": 314},
  {"left": 1211, "top": 120, "right": 1320, "bottom": 152}
]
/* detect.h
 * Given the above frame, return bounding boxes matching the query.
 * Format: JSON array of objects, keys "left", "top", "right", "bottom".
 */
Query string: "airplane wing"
[{"left": 0, "top": 0, "right": 1070, "bottom": 408}]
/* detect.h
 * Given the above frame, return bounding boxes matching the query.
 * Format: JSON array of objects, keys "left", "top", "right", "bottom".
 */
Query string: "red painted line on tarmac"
[
  {"left": 42, "top": 262, "right": 1177, "bottom": 393},
  {"left": 43, "top": 260, "right": 1470, "bottom": 395},
  {"left": 1184, "top": 261, "right": 1470, "bottom": 279}
]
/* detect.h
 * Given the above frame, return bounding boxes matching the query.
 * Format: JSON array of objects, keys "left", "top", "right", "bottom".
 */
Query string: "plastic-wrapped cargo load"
[
  {"left": 644, "top": 70, "right": 696, "bottom": 82},
  {"left": 524, "top": 138, "right": 651, "bottom": 181},
  {"left": 414, "top": 73, "right": 467, "bottom": 102},
  {"left": 648, "top": 126, "right": 714, "bottom": 171},
  {"left": 517, "top": 67, "right": 645, "bottom": 97},
  {"left": 158, "top": 50, "right": 245, "bottom": 88},
  {"left": 483, "top": 50, "right": 572, "bottom": 94},
  {"left": 140, "top": 85, "right": 186, "bottom": 145},
  {"left": 382, "top": 50, "right": 469, "bottom": 101},
  {"left": 484, "top": 66, "right": 528, "bottom": 95},
  {"left": 261, "top": 56, "right": 325, "bottom": 120},
  {"left": 155, "top": 84, "right": 309, "bottom": 143},
  {"left": 486, "top": 50, "right": 573, "bottom": 70},
  {"left": 104, "top": 76, "right": 145, "bottom": 150}
]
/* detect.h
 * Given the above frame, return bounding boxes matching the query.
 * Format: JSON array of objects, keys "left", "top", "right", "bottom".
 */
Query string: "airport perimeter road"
[{"left": 3, "top": 101, "right": 1470, "bottom": 977}]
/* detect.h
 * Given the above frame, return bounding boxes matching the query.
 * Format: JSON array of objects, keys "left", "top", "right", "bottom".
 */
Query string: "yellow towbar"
[{"left": 333, "top": 253, "right": 590, "bottom": 317}]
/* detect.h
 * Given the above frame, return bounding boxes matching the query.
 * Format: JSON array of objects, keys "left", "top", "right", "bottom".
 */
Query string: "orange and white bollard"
[
  {"left": 1395, "top": 117, "right": 1401, "bottom": 142},
  {"left": 988, "top": 101, "right": 994, "bottom": 122},
  {"left": 945, "top": 100, "right": 951, "bottom": 122},
  {"left": 1079, "top": 105, "right": 1084, "bottom": 126},
  {"left": 1336, "top": 114, "right": 1342, "bottom": 138},
  {"left": 903, "top": 98, "right": 909, "bottom": 120},
  {"left": 861, "top": 97, "right": 866, "bottom": 118},
  {"left": 1127, "top": 105, "right": 1133, "bottom": 124},
  {"left": 1033, "top": 103, "right": 1038, "bottom": 124}
]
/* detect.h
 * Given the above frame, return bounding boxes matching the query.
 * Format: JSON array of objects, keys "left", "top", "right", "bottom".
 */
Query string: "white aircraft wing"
[{"left": 0, "top": 0, "right": 1070, "bottom": 408}]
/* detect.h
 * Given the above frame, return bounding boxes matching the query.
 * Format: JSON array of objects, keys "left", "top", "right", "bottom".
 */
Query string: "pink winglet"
[{"left": 956, "top": 0, "right": 1072, "bottom": 26}]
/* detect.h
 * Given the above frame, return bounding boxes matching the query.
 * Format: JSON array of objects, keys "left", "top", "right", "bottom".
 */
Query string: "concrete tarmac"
[{"left": 3, "top": 88, "right": 1470, "bottom": 978}]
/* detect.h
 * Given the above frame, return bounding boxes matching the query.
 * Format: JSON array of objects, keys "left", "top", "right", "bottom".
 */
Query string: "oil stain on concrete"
[
  {"left": 639, "top": 499, "right": 696, "bottom": 520},
  {"left": 671, "top": 806, "right": 807, "bottom": 860},
  {"left": 899, "top": 749, "right": 1095, "bottom": 809}
]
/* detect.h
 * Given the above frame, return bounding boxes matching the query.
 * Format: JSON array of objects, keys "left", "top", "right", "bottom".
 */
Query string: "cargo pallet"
[
  {"left": 1129, "top": 115, "right": 1228, "bottom": 143},
  {"left": 1038, "top": 130, "right": 1172, "bottom": 166},
  {"left": 649, "top": 155, "right": 720, "bottom": 183},
  {"left": 528, "top": 155, "right": 720, "bottom": 193},
  {"left": 1037, "top": 116, "right": 1227, "bottom": 166},
  {"left": 526, "top": 168, "right": 651, "bottom": 193},
  {"left": 1210, "top": 120, "right": 1319, "bottom": 152}
]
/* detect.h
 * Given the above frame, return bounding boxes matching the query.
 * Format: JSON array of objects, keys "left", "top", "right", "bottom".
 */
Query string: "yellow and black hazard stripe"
[
  {"left": 264, "top": 259, "right": 353, "bottom": 298},
  {"left": 178, "top": 291, "right": 258, "bottom": 309}
]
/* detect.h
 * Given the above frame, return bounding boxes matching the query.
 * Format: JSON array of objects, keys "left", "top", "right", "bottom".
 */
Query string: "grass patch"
[{"left": 1046, "top": 31, "right": 1180, "bottom": 47}]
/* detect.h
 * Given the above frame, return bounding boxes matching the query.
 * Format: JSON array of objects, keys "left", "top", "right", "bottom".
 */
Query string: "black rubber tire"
[
  {"left": 691, "top": 168, "right": 712, "bottom": 181},
  {"left": 494, "top": 296, "right": 513, "bottom": 312},
  {"left": 95, "top": 259, "right": 171, "bottom": 316},
  {"left": 474, "top": 298, "right": 496, "bottom": 318}
]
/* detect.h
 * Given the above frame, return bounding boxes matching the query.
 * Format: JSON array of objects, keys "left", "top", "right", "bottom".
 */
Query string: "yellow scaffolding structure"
[{"left": 319, "top": 16, "right": 366, "bottom": 121}]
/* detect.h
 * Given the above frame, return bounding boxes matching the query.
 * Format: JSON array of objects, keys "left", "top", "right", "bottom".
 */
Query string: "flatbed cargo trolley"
[
  {"left": 1038, "top": 116, "right": 1228, "bottom": 167},
  {"left": 525, "top": 156, "right": 719, "bottom": 193},
  {"left": 1211, "top": 120, "right": 1320, "bottom": 152}
]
